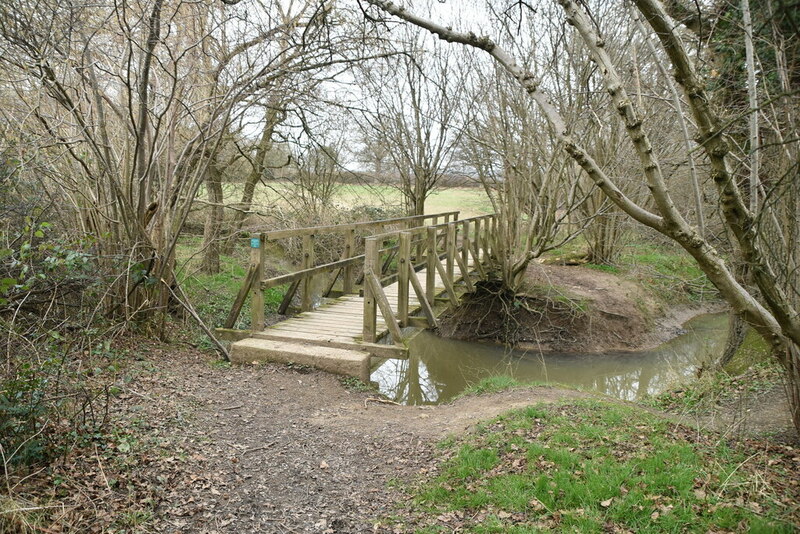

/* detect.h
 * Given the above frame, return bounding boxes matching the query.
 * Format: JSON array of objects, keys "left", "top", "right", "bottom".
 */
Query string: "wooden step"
[{"left": 231, "top": 338, "right": 371, "bottom": 381}]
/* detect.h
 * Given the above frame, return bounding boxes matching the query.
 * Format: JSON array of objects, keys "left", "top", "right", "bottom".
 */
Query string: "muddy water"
[{"left": 371, "top": 313, "right": 729, "bottom": 405}]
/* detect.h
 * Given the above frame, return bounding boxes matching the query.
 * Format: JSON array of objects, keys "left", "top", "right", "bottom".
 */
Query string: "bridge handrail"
[
  {"left": 258, "top": 211, "right": 460, "bottom": 240},
  {"left": 224, "top": 211, "right": 462, "bottom": 330},
  {"left": 369, "top": 214, "right": 494, "bottom": 242},
  {"left": 263, "top": 215, "right": 495, "bottom": 291}
]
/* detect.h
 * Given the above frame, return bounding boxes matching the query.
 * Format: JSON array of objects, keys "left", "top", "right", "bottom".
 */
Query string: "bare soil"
[{"left": 440, "top": 263, "right": 719, "bottom": 353}]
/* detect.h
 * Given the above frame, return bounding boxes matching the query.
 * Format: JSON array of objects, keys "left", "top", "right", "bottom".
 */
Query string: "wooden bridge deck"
[{"left": 248, "top": 260, "right": 470, "bottom": 357}]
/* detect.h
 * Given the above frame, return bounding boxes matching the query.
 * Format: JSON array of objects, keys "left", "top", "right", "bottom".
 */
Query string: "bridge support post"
[
  {"left": 363, "top": 237, "right": 378, "bottom": 342},
  {"left": 482, "top": 218, "right": 490, "bottom": 265},
  {"left": 489, "top": 216, "right": 497, "bottom": 264},
  {"left": 446, "top": 223, "right": 456, "bottom": 282},
  {"left": 398, "top": 232, "right": 411, "bottom": 326},
  {"left": 461, "top": 220, "right": 470, "bottom": 276},
  {"left": 342, "top": 228, "right": 355, "bottom": 294},
  {"left": 473, "top": 218, "right": 482, "bottom": 264}
]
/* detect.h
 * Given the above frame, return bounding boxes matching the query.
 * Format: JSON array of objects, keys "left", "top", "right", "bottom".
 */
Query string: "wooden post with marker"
[{"left": 250, "top": 234, "right": 265, "bottom": 331}]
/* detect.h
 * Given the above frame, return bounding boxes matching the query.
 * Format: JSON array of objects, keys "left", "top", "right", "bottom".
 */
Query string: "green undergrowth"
[
  {"left": 646, "top": 326, "right": 775, "bottom": 416},
  {"left": 619, "top": 243, "right": 716, "bottom": 301},
  {"left": 175, "top": 238, "right": 287, "bottom": 339},
  {"left": 459, "top": 376, "right": 525, "bottom": 397},
  {"left": 386, "top": 400, "right": 797, "bottom": 533},
  {"left": 339, "top": 376, "right": 379, "bottom": 393}
]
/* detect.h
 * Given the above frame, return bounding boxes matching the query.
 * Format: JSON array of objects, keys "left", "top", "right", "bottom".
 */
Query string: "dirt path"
[{"left": 131, "top": 347, "right": 588, "bottom": 533}]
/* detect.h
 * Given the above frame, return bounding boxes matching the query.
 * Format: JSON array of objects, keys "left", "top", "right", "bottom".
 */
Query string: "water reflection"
[{"left": 371, "top": 313, "right": 728, "bottom": 405}]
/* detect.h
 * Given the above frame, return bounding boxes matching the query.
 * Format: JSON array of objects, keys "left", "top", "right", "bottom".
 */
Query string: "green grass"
[
  {"left": 584, "top": 263, "right": 620, "bottom": 274},
  {"left": 616, "top": 243, "right": 717, "bottom": 301},
  {"left": 544, "top": 238, "right": 718, "bottom": 304},
  {"left": 389, "top": 400, "right": 795, "bottom": 533},
  {"left": 459, "top": 376, "right": 524, "bottom": 397}
]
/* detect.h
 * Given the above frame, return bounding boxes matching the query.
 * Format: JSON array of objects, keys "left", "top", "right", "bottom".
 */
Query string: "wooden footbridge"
[{"left": 216, "top": 211, "right": 496, "bottom": 381}]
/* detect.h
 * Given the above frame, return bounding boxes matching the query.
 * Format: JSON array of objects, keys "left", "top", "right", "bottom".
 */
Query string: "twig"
[
  {"left": 125, "top": 388, "right": 154, "bottom": 402},
  {"left": 221, "top": 404, "right": 244, "bottom": 411},
  {"left": 94, "top": 444, "right": 111, "bottom": 492},
  {"left": 364, "top": 397, "right": 401, "bottom": 407},
  {"left": 162, "top": 278, "right": 230, "bottom": 360},
  {"left": 0, "top": 504, "right": 67, "bottom": 514}
]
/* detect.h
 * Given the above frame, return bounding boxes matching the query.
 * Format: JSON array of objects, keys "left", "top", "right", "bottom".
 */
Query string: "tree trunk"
[{"left": 202, "top": 165, "right": 224, "bottom": 274}]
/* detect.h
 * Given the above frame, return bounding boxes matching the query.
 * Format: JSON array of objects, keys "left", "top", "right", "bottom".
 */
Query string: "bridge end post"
[{"left": 250, "top": 234, "right": 265, "bottom": 332}]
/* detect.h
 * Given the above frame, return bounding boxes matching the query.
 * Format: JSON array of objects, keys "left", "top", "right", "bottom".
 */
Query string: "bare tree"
[
  {"left": 355, "top": 30, "right": 470, "bottom": 215},
  {"left": 463, "top": 62, "right": 584, "bottom": 289}
]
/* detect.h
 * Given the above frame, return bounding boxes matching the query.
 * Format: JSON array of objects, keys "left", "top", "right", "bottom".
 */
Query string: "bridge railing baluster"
[
  {"left": 342, "top": 228, "right": 355, "bottom": 294},
  {"left": 489, "top": 215, "right": 497, "bottom": 264},
  {"left": 473, "top": 219, "right": 482, "bottom": 264},
  {"left": 301, "top": 233, "right": 315, "bottom": 312},
  {"left": 461, "top": 220, "right": 470, "bottom": 273},
  {"left": 446, "top": 222, "right": 456, "bottom": 283},
  {"left": 398, "top": 232, "right": 411, "bottom": 326},
  {"left": 426, "top": 226, "right": 437, "bottom": 305},
  {"left": 363, "top": 237, "right": 379, "bottom": 342}
]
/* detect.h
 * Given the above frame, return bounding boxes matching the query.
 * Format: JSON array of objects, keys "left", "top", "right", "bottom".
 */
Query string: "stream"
[{"left": 371, "top": 313, "right": 729, "bottom": 405}]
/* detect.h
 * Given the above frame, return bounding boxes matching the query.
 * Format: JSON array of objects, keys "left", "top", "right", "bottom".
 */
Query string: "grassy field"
[
  {"left": 387, "top": 399, "right": 797, "bottom": 533},
  {"left": 214, "top": 182, "right": 494, "bottom": 220}
]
